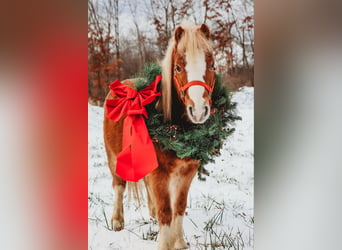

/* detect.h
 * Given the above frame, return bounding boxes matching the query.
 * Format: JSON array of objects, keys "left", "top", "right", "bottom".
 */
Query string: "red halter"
[{"left": 173, "top": 75, "right": 215, "bottom": 106}]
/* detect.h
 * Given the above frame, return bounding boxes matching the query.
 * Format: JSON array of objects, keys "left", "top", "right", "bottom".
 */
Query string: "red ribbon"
[{"left": 105, "top": 75, "right": 162, "bottom": 182}]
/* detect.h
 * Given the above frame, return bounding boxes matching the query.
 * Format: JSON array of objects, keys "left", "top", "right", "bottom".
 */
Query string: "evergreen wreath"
[{"left": 134, "top": 64, "right": 241, "bottom": 180}]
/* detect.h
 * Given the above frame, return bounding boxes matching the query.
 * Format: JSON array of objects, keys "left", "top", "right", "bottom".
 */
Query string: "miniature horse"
[{"left": 104, "top": 21, "right": 216, "bottom": 250}]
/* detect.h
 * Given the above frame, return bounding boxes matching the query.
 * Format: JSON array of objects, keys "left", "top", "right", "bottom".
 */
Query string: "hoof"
[
  {"left": 157, "top": 243, "right": 170, "bottom": 250},
  {"left": 174, "top": 239, "right": 189, "bottom": 249},
  {"left": 111, "top": 218, "right": 124, "bottom": 231}
]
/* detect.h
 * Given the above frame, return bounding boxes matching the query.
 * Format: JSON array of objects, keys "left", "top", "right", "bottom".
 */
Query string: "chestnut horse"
[{"left": 104, "top": 21, "right": 215, "bottom": 249}]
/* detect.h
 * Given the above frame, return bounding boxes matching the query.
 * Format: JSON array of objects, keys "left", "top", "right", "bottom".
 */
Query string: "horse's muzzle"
[{"left": 187, "top": 103, "right": 210, "bottom": 124}]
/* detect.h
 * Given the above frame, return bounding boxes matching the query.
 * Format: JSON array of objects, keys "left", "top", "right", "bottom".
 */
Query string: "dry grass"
[{"left": 222, "top": 66, "right": 254, "bottom": 92}]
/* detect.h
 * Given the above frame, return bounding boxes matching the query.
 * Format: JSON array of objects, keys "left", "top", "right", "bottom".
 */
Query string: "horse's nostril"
[
  {"left": 204, "top": 106, "right": 209, "bottom": 117},
  {"left": 188, "top": 106, "right": 193, "bottom": 116}
]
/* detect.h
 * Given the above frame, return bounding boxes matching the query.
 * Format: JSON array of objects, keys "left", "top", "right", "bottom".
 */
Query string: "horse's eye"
[
  {"left": 209, "top": 62, "right": 215, "bottom": 71},
  {"left": 175, "top": 65, "right": 182, "bottom": 73}
]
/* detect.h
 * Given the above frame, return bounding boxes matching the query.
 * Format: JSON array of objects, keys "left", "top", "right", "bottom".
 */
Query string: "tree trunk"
[{"left": 114, "top": 0, "right": 120, "bottom": 60}]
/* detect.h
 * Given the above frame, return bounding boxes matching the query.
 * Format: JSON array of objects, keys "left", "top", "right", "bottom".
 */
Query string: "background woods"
[{"left": 88, "top": 0, "right": 254, "bottom": 105}]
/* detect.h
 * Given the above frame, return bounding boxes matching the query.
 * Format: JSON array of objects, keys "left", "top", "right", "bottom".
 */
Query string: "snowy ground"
[{"left": 88, "top": 87, "right": 254, "bottom": 249}]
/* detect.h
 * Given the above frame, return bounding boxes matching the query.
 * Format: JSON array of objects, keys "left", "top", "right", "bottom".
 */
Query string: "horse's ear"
[
  {"left": 199, "top": 24, "right": 210, "bottom": 39},
  {"left": 175, "top": 26, "right": 184, "bottom": 44}
]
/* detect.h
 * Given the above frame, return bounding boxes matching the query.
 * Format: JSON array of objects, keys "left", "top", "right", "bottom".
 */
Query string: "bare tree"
[
  {"left": 202, "top": 0, "right": 237, "bottom": 73},
  {"left": 88, "top": 0, "right": 254, "bottom": 103},
  {"left": 88, "top": 0, "right": 121, "bottom": 104},
  {"left": 150, "top": 0, "right": 193, "bottom": 55},
  {"left": 113, "top": 0, "right": 120, "bottom": 59},
  {"left": 127, "top": 0, "right": 147, "bottom": 68}
]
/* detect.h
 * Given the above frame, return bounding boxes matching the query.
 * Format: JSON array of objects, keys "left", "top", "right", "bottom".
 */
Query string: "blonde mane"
[{"left": 160, "top": 21, "right": 213, "bottom": 122}]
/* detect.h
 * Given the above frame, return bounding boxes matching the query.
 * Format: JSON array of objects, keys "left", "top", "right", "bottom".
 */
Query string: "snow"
[{"left": 88, "top": 86, "right": 254, "bottom": 249}]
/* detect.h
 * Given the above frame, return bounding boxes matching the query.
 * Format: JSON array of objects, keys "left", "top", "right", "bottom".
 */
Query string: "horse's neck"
[{"left": 170, "top": 83, "right": 186, "bottom": 125}]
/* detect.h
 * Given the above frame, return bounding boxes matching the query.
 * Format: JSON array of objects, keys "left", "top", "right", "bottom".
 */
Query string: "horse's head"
[{"left": 161, "top": 21, "right": 215, "bottom": 124}]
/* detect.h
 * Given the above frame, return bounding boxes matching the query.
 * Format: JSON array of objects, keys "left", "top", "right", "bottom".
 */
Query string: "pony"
[{"left": 103, "top": 21, "right": 216, "bottom": 250}]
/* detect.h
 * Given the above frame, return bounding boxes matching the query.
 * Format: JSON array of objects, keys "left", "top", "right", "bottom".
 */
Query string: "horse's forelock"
[{"left": 177, "top": 24, "right": 212, "bottom": 60}]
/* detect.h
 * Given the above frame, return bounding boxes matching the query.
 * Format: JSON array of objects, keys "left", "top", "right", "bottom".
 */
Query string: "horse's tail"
[{"left": 127, "top": 180, "right": 144, "bottom": 208}]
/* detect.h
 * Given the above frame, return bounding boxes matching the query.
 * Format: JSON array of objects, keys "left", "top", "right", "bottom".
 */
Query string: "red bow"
[{"left": 106, "top": 75, "right": 162, "bottom": 182}]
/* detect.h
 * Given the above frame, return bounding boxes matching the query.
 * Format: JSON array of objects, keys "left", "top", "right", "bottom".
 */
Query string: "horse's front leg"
[
  {"left": 150, "top": 170, "right": 173, "bottom": 250},
  {"left": 170, "top": 160, "right": 199, "bottom": 249}
]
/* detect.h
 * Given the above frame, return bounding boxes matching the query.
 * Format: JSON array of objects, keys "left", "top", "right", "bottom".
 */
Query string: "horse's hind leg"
[
  {"left": 111, "top": 173, "right": 126, "bottom": 231},
  {"left": 107, "top": 152, "right": 126, "bottom": 231},
  {"left": 104, "top": 92, "right": 127, "bottom": 231}
]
